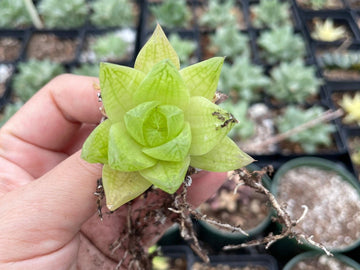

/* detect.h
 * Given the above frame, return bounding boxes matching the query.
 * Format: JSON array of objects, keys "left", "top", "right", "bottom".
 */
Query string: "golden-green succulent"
[
  {"left": 339, "top": 93, "right": 360, "bottom": 126},
  {"left": 81, "top": 25, "right": 253, "bottom": 211},
  {"left": 311, "top": 19, "right": 347, "bottom": 42}
]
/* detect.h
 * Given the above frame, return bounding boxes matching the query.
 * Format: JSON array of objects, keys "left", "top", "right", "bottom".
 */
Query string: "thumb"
[{"left": 0, "top": 150, "right": 101, "bottom": 262}]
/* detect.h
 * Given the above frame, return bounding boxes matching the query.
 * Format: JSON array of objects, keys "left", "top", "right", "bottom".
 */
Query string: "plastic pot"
[
  {"left": 283, "top": 251, "right": 360, "bottom": 270},
  {"left": 197, "top": 163, "right": 273, "bottom": 250},
  {"left": 271, "top": 157, "right": 360, "bottom": 253}
]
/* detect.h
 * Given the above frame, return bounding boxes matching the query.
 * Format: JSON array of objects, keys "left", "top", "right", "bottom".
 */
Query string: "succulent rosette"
[{"left": 81, "top": 25, "right": 253, "bottom": 211}]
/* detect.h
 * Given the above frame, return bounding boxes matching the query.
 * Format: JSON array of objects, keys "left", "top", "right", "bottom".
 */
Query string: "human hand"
[{"left": 0, "top": 74, "right": 227, "bottom": 269}]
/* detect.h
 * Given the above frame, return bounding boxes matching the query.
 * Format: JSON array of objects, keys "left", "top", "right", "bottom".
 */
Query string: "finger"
[
  {"left": 2, "top": 74, "right": 101, "bottom": 151},
  {"left": 0, "top": 74, "right": 102, "bottom": 178},
  {"left": 0, "top": 150, "right": 101, "bottom": 262}
]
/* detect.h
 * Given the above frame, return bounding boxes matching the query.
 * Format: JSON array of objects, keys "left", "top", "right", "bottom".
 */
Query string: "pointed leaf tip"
[{"left": 134, "top": 25, "right": 180, "bottom": 73}]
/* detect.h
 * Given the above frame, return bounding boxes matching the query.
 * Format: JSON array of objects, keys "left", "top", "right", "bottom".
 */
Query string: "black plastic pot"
[
  {"left": 192, "top": 254, "right": 278, "bottom": 270},
  {"left": 271, "top": 157, "right": 360, "bottom": 254},
  {"left": 158, "top": 245, "right": 194, "bottom": 270},
  {"left": 197, "top": 164, "right": 273, "bottom": 251},
  {"left": 283, "top": 251, "right": 360, "bottom": 270}
]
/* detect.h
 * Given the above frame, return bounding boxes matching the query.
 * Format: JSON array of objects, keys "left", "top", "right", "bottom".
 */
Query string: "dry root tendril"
[{"left": 100, "top": 166, "right": 332, "bottom": 270}]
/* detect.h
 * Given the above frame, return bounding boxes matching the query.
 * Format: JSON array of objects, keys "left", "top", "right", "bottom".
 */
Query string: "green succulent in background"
[
  {"left": 72, "top": 63, "right": 100, "bottom": 77},
  {"left": 90, "top": 32, "right": 130, "bottom": 62},
  {"left": 0, "top": 0, "right": 32, "bottom": 28},
  {"left": 220, "top": 100, "right": 255, "bottom": 141},
  {"left": 12, "top": 59, "right": 64, "bottom": 102},
  {"left": 218, "top": 56, "right": 270, "bottom": 103},
  {"left": 257, "top": 26, "right": 306, "bottom": 64},
  {"left": 251, "top": 0, "right": 291, "bottom": 28},
  {"left": 199, "top": 0, "right": 237, "bottom": 29},
  {"left": 38, "top": 0, "right": 88, "bottom": 29},
  {"left": 169, "top": 34, "right": 197, "bottom": 67},
  {"left": 81, "top": 25, "right": 253, "bottom": 211},
  {"left": 307, "top": 0, "right": 327, "bottom": 9},
  {"left": 210, "top": 24, "right": 250, "bottom": 60},
  {"left": 0, "top": 101, "right": 24, "bottom": 127},
  {"left": 90, "top": 0, "right": 135, "bottom": 28},
  {"left": 317, "top": 51, "right": 360, "bottom": 71},
  {"left": 276, "top": 105, "right": 336, "bottom": 153},
  {"left": 150, "top": 0, "right": 191, "bottom": 29},
  {"left": 267, "top": 59, "right": 322, "bottom": 103}
]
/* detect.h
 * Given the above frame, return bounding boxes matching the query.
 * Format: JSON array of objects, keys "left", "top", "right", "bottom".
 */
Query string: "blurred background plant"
[
  {"left": 339, "top": 93, "right": 360, "bottom": 126},
  {"left": 251, "top": 0, "right": 291, "bottom": 28},
  {"left": 12, "top": 59, "right": 64, "bottom": 102},
  {"left": 71, "top": 63, "right": 100, "bottom": 77},
  {"left": 276, "top": 105, "right": 336, "bottom": 153},
  {"left": 150, "top": 0, "right": 191, "bottom": 29},
  {"left": 199, "top": 0, "right": 237, "bottom": 29},
  {"left": 38, "top": 0, "right": 88, "bottom": 29},
  {"left": 90, "top": 0, "right": 135, "bottom": 28},
  {"left": 0, "top": 0, "right": 32, "bottom": 28},
  {"left": 169, "top": 34, "right": 196, "bottom": 67},
  {"left": 318, "top": 51, "right": 360, "bottom": 71},
  {"left": 257, "top": 26, "right": 306, "bottom": 64},
  {"left": 311, "top": 18, "right": 347, "bottom": 42},
  {"left": 267, "top": 59, "right": 323, "bottom": 103},
  {"left": 209, "top": 24, "right": 250, "bottom": 60},
  {"left": 218, "top": 56, "right": 270, "bottom": 103}
]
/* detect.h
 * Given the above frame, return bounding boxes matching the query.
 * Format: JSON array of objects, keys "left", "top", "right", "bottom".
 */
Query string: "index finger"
[{"left": 1, "top": 74, "right": 102, "bottom": 152}]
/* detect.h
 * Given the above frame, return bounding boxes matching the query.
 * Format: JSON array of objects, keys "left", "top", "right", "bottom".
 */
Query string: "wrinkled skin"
[{"left": 0, "top": 74, "right": 226, "bottom": 269}]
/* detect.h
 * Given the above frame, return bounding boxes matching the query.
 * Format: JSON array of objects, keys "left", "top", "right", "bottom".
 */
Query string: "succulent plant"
[
  {"left": 199, "top": 0, "right": 237, "bottom": 29},
  {"left": 12, "top": 59, "right": 65, "bottom": 102},
  {"left": 267, "top": 59, "right": 323, "bottom": 103},
  {"left": 38, "top": 0, "right": 88, "bottom": 29},
  {"left": 317, "top": 51, "right": 360, "bottom": 71},
  {"left": 308, "top": 0, "right": 327, "bottom": 9},
  {"left": 0, "top": 0, "right": 32, "bottom": 28},
  {"left": 169, "top": 34, "right": 197, "bottom": 67},
  {"left": 150, "top": 0, "right": 191, "bottom": 29},
  {"left": 339, "top": 93, "right": 360, "bottom": 126},
  {"left": 257, "top": 26, "right": 306, "bottom": 64},
  {"left": 90, "top": 0, "right": 135, "bottom": 28},
  {"left": 0, "top": 101, "right": 24, "bottom": 127},
  {"left": 90, "top": 32, "right": 131, "bottom": 62},
  {"left": 311, "top": 19, "right": 347, "bottom": 42},
  {"left": 251, "top": 0, "right": 291, "bottom": 28},
  {"left": 81, "top": 25, "right": 253, "bottom": 211},
  {"left": 220, "top": 100, "right": 255, "bottom": 141},
  {"left": 352, "top": 148, "right": 360, "bottom": 166},
  {"left": 72, "top": 63, "right": 100, "bottom": 77},
  {"left": 276, "top": 105, "right": 336, "bottom": 153},
  {"left": 209, "top": 24, "right": 250, "bottom": 60},
  {"left": 218, "top": 56, "right": 270, "bottom": 103}
]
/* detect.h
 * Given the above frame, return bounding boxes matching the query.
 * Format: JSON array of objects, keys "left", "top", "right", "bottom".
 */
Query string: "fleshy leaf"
[
  {"left": 134, "top": 24, "right": 180, "bottom": 74},
  {"left": 180, "top": 57, "right": 224, "bottom": 100},
  {"left": 186, "top": 96, "right": 237, "bottom": 156},
  {"left": 81, "top": 119, "right": 111, "bottom": 164},
  {"left": 124, "top": 101, "right": 161, "bottom": 146},
  {"left": 140, "top": 156, "right": 190, "bottom": 194},
  {"left": 157, "top": 105, "right": 184, "bottom": 140},
  {"left": 108, "top": 122, "right": 156, "bottom": 171},
  {"left": 100, "top": 63, "right": 145, "bottom": 122},
  {"left": 133, "top": 60, "right": 190, "bottom": 110},
  {"left": 142, "top": 122, "right": 191, "bottom": 162},
  {"left": 190, "top": 136, "right": 254, "bottom": 171},
  {"left": 102, "top": 165, "right": 152, "bottom": 211}
]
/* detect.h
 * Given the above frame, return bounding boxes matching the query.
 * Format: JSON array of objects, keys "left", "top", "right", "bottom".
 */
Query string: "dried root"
[{"left": 103, "top": 166, "right": 332, "bottom": 270}]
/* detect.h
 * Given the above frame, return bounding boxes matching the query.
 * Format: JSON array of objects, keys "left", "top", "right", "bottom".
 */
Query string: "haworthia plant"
[{"left": 81, "top": 25, "right": 253, "bottom": 211}]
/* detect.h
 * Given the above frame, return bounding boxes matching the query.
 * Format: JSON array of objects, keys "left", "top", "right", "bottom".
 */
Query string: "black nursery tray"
[{"left": 192, "top": 254, "right": 278, "bottom": 270}]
